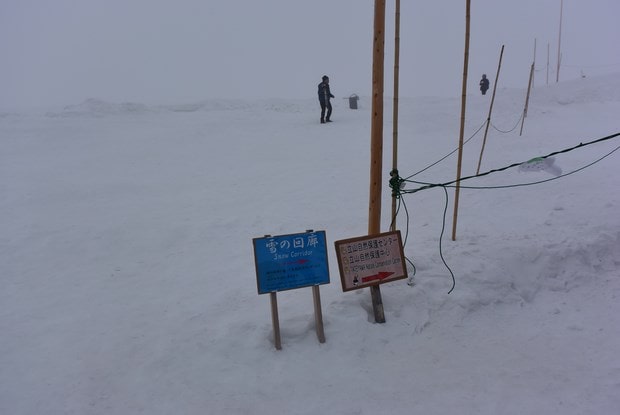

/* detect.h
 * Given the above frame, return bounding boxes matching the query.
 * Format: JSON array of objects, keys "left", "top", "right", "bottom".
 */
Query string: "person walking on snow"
[
  {"left": 318, "top": 75, "right": 334, "bottom": 123},
  {"left": 479, "top": 74, "right": 490, "bottom": 95}
]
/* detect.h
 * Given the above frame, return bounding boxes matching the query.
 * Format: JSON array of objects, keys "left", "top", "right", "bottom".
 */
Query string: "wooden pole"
[
  {"left": 270, "top": 292, "right": 282, "bottom": 350},
  {"left": 451, "top": 0, "right": 471, "bottom": 242},
  {"left": 391, "top": 0, "right": 401, "bottom": 232},
  {"left": 547, "top": 42, "right": 550, "bottom": 86},
  {"left": 312, "top": 286, "right": 326, "bottom": 343},
  {"left": 520, "top": 62, "right": 535, "bottom": 136},
  {"left": 532, "top": 38, "right": 537, "bottom": 88},
  {"left": 368, "top": 0, "right": 386, "bottom": 323},
  {"left": 476, "top": 45, "right": 504, "bottom": 175},
  {"left": 556, "top": 0, "right": 563, "bottom": 83}
]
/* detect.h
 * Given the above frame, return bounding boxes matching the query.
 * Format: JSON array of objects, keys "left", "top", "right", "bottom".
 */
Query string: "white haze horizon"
[{"left": 1, "top": 0, "right": 620, "bottom": 110}]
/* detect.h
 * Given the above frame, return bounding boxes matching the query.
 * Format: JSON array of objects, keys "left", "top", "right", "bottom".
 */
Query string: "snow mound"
[
  {"left": 537, "top": 72, "right": 620, "bottom": 106},
  {"left": 162, "top": 99, "right": 252, "bottom": 112},
  {"left": 2, "top": 68, "right": 620, "bottom": 415},
  {"left": 518, "top": 156, "right": 563, "bottom": 176},
  {"left": 481, "top": 229, "right": 619, "bottom": 306},
  {"left": 48, "top": 98, "right": 151, "bottom": 117},
  {"left": 162, "top": 98, "right": 316, "bottom": 114}
]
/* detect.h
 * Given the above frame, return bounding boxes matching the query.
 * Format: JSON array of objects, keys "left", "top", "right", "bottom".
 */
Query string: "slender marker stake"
[
  {"left": 556, "top": 0, "right": 563, "bottom": 83},
  {"left": 452, "top": 0, "right": 471, "bottom": 242},
  {"left": 547, "top": 42, "right": 550, "bottom": 86},
  {"left": 532, "top": 38, "right": 537, "bottom": 88},
  {"left": 476, "top": 45, "right": 504, "bottom": 174},
  {"left": 391, "top": 0, "right": 401, "bottom": 232},
  {"left": 270, "top": 292, "right": 282, "bottom": 350},
  {"left": 520, "top": 62, "right": 535, "bottom": 136}
]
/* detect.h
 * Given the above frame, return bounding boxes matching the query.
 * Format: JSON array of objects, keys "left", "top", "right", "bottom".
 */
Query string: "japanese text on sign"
[
  {"left": 253, "top": 231, "right": 330, "bottom": 294},
  {"left": 334, "top": 231, "right": 407, "bottom": 292}
]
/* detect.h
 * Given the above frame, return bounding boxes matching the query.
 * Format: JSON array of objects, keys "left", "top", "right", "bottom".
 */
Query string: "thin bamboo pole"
[
  {"left": 369, "top": 0, "right": 386, "bottom": 323},
  {"left": 451, "top": 0, "right": 471, "bottom": 242},
  {"left": 556, "top": 0, "right": 563, "bottom": 83},
  {"left": 476, "top": 45, "right": 504, "bottom": 175},
  {"left": 520, "top": 62, "right": 535, "bottom": 136},
  {"left": 547, "top": 42, "right": 550, "bottom": 86},
  {"left": 391, "top": 0, "right": 401, "bottom": 232},
  {"left": 532, "top": 38, "right": 537, "bottom": 88}
]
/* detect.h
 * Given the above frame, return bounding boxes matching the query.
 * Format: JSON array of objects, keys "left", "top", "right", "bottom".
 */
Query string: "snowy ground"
[{"left": 1, "top": 73, "right": 619, "bottom": 414}]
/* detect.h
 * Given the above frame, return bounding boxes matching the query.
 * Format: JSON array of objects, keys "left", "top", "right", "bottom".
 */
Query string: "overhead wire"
[
  {"left": 390, "top": 131, "right": 620, "bottom": 293},
  {"left": 400, "top": 132, "right": 620, "bottom": 195},
  {"left": 491, "top": 112, "right": 524, "bottom": 133},
  {"left": 405, "top": 119, "right": 487, "bottom": 179}
]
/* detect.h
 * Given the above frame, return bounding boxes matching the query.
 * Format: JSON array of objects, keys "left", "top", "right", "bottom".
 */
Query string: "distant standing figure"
[
  {"left": 318, "top": 75, "right": 335, "bottom": 123},
  {"left": 479, "top": 74, "right": 490, "bottom": 95}
]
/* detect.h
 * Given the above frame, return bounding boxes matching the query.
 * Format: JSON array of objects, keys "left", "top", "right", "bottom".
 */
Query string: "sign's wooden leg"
[
  {"left": 270, "top": 292, "right": 282, "bottom": 350},
  {"left": 312, "top": 285, "right": 326, "bottom": 343}
]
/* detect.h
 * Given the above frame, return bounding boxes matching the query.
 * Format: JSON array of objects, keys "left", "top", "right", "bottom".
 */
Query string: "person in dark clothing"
[
  {"left": 318, "top": 75, "right": 335, "bottom": 123},
  {"left": 479, "top": 74, "right": 490, "bottom": 95}
]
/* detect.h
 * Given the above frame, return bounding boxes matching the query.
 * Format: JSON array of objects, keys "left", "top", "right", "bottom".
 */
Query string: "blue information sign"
[{"left": 253, "top": 231, "right": 330, "bottom": 294}]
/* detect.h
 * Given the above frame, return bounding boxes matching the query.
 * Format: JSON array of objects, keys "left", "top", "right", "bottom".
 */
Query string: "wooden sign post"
[
  {"left": 269, "top": 292, "right": 282, "bottom": 350},
  {"left": 312, "top": 286, "right": 326, "bottom": 343}
]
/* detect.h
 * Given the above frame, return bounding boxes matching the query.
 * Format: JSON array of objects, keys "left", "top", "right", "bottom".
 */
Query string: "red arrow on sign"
[{"left": 361, "top": 271, "right": 394, "bottom": 283}]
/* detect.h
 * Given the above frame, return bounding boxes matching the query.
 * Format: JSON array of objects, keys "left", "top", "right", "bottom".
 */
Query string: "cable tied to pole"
[
  {"left": 389, "top": 169, "right": 405, "bottom": 197},
  {"left": 389, "top": 131, "right": 619, "bottom": 295}
]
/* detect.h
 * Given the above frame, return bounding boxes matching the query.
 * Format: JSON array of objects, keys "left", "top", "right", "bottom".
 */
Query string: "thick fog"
[{"left": 1, "top": 0, "right": 618, "bottom": 109}]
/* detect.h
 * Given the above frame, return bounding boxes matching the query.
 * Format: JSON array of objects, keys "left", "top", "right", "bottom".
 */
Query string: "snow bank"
[{"left": 1, "top": 73, "right": 619, "bottom": 415}]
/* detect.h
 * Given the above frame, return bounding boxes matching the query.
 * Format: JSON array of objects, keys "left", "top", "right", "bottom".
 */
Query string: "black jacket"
[
  {"left": 480, "top": 78, "right": 490, "bottom": 90},
  {"left": 318, "top": 82, "right": 334, "bottom": 103}
]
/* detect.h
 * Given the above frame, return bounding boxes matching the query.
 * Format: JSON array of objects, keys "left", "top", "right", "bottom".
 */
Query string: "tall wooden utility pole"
[
  {"left": 391, "top": 0, "right": 401, "bottom": 232},
  {"left": 556, "top": 0, "right": 563, "bottom": 83},
  {"left": 451, "top": 0, "right": 471, "bottom": 241},
  {"left": 368, "top": 0, "right": 386, "bottom": 323}
]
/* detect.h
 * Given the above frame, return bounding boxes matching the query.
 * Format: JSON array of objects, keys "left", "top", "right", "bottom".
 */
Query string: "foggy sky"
[{"left": 1, "top": 0, "right": 619, "bottom": 109}]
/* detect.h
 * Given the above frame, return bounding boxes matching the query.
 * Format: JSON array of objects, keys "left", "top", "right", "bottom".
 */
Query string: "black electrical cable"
[
  {"left": 405, "top": 119, "right": 487, "bottom": 179},
  {"left": 401, "top": 132, "right": 620, "bottom": 194},
  {"left": 390, "top": 195, "right": 417, "bottom": 283},
  {"left": 414, "top": 143, "right": 619, "bottom": 191},
  {"left": 440, "top": 186, "right": 456, "bottom": 294},
  {"left": 491, "top": 112, "right": 524, "bottom": 134},
  {"left": 389, "top": 131, "right": 620, "bottom": 295}
]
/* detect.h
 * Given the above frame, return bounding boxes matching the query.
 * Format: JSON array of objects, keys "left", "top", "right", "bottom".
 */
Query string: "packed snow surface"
[{"left": 1, "top": 74, "right": 619, "bottom": 414}]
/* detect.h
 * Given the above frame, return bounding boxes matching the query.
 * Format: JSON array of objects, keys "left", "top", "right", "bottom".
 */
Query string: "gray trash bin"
[{"left": 348, "top": 94, "right": 359, "bottom": 109}]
